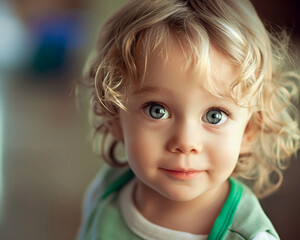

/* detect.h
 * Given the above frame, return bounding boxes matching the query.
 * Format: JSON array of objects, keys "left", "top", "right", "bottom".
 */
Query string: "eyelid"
[
  {"left": 206, "top": 107, "right": 231, "bottom": 117},
  {"left": 142, "top": 101, "right": 170, "bottom": 112}
]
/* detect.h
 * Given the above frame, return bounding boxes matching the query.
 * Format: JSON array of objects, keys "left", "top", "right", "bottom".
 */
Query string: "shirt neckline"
[{"left": 119, "top": 179, "right": 208, "bottom": 240}]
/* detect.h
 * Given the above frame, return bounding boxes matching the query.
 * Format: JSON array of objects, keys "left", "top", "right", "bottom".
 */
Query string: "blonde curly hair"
[{"left": 79, "top": 0, "right": 300, "bottom": 198}]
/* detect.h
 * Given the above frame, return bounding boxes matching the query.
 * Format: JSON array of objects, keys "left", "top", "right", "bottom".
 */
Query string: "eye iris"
[
  {"left": 150, "top": 105, "right": 165, "bottom": 119},
  {"left": 207, "top": 110, "right": 222, "bottom": 124}
]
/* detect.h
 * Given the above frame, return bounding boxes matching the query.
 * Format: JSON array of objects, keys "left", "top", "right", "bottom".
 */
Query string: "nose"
[{"left": 166, "top": 120, "right": 202, "bottom": 154}]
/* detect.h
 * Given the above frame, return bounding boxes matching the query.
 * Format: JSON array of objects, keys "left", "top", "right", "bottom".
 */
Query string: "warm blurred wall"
[{"left": 251, "top": 1, "right": 300, "bottom": 240}]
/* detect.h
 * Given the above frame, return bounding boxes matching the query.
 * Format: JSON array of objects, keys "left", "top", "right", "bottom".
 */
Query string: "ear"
[
  {"left": 108, "top": 119, "right": 124, "bottom": 141},
  {"left": 240, "top": 117, "right": 258, "bottom": 154}
]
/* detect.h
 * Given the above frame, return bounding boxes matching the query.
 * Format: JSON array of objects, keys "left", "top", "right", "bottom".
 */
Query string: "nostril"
[
  {"left": 174, "top": 145, "right": 200, "bottom": 154},
  {"left": 175, "top": 147, "right": 183, "bottom": 153}
]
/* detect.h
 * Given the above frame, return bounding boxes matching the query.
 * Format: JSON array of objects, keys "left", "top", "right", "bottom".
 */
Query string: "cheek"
[
  {"left": 122, "top": 126, "right": 165, "bottom": 183},
  {"left": 121, "top": 121, "right": 162, "bottom": 166},
  {"left": 206, "top": 131, "right": 244, "bottom": 169}
]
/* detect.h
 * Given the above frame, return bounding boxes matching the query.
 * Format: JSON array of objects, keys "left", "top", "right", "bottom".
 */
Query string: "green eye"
[
  {"left": 203, "top": 109, "right": 227, "bottom": 125},
  {"left": 144, "top": 103, "right": 170, "bottom": 119}
]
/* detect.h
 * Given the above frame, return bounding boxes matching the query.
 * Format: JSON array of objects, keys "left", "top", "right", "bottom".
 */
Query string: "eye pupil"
[
  {"left": 150, "top": 105, "right": 166, "bottom": 119},
  {"left": 206, "top": 110, "right": 222, "bottom": 124}
]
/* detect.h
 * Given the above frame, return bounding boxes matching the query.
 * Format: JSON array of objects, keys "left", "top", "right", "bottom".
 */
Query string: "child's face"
[{"left": 116, "top": 38, "right": 251, "bottom": 202}]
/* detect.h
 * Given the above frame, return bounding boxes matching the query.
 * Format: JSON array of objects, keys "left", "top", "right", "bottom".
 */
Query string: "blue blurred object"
[{"left": 30, "top": 11, "right": 86, "bottom": 76}]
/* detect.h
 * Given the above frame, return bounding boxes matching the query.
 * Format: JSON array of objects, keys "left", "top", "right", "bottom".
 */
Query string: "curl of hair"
[{"left": 77, "top": 0, "right": 300, "bottom": 198}]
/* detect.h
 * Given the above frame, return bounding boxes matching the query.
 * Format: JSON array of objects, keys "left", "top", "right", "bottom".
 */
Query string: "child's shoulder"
[
  {"left": 86, "top": 165, "right": 131, "bottom": 199},
  {"left": 96, "top": 165, "right": 131, "bottom": 190},
  {"left": 81, "top": 165, "right": 132, "bottom": 221},
  {"left": 226, "top": 178, "right": 279, "bottom": 239},
  {"left": 78, "top": 166, "right": 136, "bottom": 240}
]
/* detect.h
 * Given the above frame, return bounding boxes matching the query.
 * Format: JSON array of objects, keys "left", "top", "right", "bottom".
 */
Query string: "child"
[{"left": 77, "top": 0, "right": 300, "bottom": 239}]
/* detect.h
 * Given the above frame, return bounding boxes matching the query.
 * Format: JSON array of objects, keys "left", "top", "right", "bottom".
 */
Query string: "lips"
[{"left": 160, "top": 168, "right": 203, "bottom": 180}]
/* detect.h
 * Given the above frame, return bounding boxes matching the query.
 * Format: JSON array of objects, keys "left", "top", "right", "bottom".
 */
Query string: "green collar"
[{"left": 101, "top": 169, "right": 135, "bottom": 200}]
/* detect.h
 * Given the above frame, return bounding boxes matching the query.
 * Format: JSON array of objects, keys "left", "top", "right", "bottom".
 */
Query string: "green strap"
[
  {"left": 207, "top": 178, "right": 243, "bottom": 240},
  {"left": 101, "top": 169, "right": 135, "bottom": 200}
]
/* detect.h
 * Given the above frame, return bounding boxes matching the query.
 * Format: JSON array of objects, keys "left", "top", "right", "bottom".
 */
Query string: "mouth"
[{"left": 160, "top": 168, "right": 203, "bottom": 180}]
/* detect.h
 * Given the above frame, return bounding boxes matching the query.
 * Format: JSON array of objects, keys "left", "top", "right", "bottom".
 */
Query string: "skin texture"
[{"left": 113, "top": 37, "right": 252, "bottom": 234}]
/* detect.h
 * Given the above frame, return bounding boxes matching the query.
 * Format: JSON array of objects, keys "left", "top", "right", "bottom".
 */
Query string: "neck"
[{"left": 133, "top": 180, "right": 230, "bottom": 235}]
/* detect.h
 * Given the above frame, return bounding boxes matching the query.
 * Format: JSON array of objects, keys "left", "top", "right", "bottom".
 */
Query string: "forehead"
[{"left": 134, "top": 35, "right": 239, "bottom": 99}]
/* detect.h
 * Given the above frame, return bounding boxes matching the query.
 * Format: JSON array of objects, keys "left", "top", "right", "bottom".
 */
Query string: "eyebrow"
[
  {"left": 133, "top": 85, "right": 241, "bottom": 108},
  {"left": 134, "top": 85, "right": 232, "bottom": 100},
  {"left": 133, "top": 86, "right": 169, "bottom": 96}
]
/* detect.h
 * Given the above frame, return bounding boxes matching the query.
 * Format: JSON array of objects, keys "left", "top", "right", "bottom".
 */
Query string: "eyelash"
[{"left": 206, "top": 107, "right": 231, "bottom": 117}]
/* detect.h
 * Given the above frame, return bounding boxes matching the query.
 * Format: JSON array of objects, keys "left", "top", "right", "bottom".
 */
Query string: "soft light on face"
[{"left": 117, "top": 36, "right": 250, "bottom": 202}]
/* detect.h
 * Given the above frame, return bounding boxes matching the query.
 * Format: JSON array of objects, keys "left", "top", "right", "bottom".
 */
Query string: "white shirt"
[{"left": 119, "top": 179, "right": 277, "bottom": 240}]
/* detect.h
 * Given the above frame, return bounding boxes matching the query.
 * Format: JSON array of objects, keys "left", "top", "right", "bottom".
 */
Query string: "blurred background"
[{"left": 0, "top": 0, "right": 299, "bottom": 239}]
